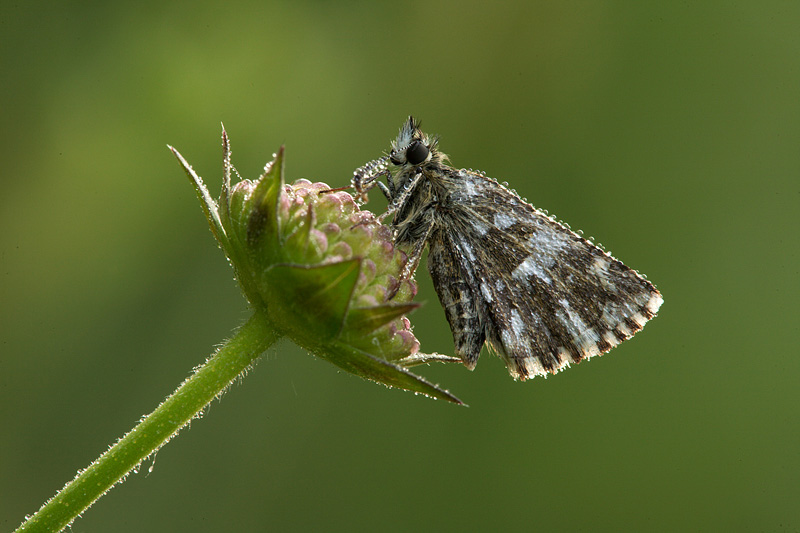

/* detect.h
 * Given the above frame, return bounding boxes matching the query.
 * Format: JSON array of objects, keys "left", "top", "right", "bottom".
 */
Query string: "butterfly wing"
[
  {"left": 426, "top": 222, "right": 486, "bottom": 369},
  {"left": 427, "top": 168, "right": 663, "bottom": 380}
]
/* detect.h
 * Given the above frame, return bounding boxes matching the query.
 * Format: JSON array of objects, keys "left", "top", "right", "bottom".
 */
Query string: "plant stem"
[{"left": 16, "top": 310, "right": 280, "bottom": 533}]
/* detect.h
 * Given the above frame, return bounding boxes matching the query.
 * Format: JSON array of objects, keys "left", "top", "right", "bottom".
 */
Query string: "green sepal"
[
  {"left": 323, "top": 341, "right": 463, "bottom": 404},
  {"left": 246, "top": 146, "right": 285, "bottom": 255},
  {"left": 264, "top": 259, "right": 361, "bottom": 341},
  {"left": 168, "top": 144, "right": 228, "bottom": 252},
  {"left": 344, "top": 302, "right": 421, "bottom": 336}
]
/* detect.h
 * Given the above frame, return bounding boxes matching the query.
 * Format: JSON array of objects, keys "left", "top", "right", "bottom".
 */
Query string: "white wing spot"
[
  {"left": 558, "top": 347, "right": 577, "bottom": 365},
  {"left": 462, "top": 178, "right": 478, "bottom": 198},
  {"left": 558, "top": 298, "right": 602, "bottom": 356},
  {"left": 557, "top": 298, "right": 587, "bottom": 338},
  {"left": 459, "top": 239, "right": 477, "bottom": 261},
  {"left": 480, "top": 283, "right": 493, "bottom": 303},
  {"left": 603, "top": 330, "right": 620, "bottom": 348},
  {"left": 473, "top": 220, "right": 489, "bottom": 236},
  {"left": 520, "top": 356, "right": 546, "bottom": 377},
  {"left": 500, "top": 329, "right": 517, "bottom": 355},
  {"left": 630, "top": 311, "right": 647, "bottom": 328},
  {"left": 525, "top": 228, "right": 570, "bottom": 271},
  {"left": 512, "top": 256, "right": 553, "bottom": 285},
  {"left": 494, "top": 212, "right": 515, "bottom": 230},
  {"left": 647, "top": 292, "right": 664, "bottom": 314},
  {"left": 510, "top": 309, "right": 525, "bottom": 338}
]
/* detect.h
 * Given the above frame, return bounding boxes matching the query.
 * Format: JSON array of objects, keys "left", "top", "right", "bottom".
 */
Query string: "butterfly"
[{"left": 352, "top": 117, "right": 662, "bottom": 380}]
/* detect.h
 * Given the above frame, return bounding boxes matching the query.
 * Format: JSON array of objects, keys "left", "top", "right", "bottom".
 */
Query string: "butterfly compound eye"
[{"left": 405, "top": 141, "right": 429, "bottom": 165}]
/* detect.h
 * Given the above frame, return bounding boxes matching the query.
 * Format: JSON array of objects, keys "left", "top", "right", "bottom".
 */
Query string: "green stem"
[{"left": 16, "top": 310, "right": 280, "bottom": 533}]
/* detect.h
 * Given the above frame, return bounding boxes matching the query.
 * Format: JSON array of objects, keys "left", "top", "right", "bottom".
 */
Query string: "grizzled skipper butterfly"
[{"left": 352, "top": 117, "right": 662, "bottom": 380}]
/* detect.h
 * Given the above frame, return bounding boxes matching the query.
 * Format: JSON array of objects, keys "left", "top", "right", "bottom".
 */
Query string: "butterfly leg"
[{"left": 352, "top": 156, "right": 390, "bottom": 203}]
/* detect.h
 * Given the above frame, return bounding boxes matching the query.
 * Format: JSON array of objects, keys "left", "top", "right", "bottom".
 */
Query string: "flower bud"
[{"left": 170, "top": 129, "right": 461, "bottom": 403}]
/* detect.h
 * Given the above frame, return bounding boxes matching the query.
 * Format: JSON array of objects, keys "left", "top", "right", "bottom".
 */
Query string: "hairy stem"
[{"left": 16, "top": 310, "right": 279, "bottom": 533}]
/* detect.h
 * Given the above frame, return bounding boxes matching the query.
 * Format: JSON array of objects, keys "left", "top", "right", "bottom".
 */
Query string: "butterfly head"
[{"left": 388, "top": 116, "right": 445, "bottom": 169}]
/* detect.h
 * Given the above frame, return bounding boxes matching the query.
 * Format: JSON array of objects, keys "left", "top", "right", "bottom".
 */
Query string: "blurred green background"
[{"left": 2, "top": 2, "right": 798, "bottom": 531}]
